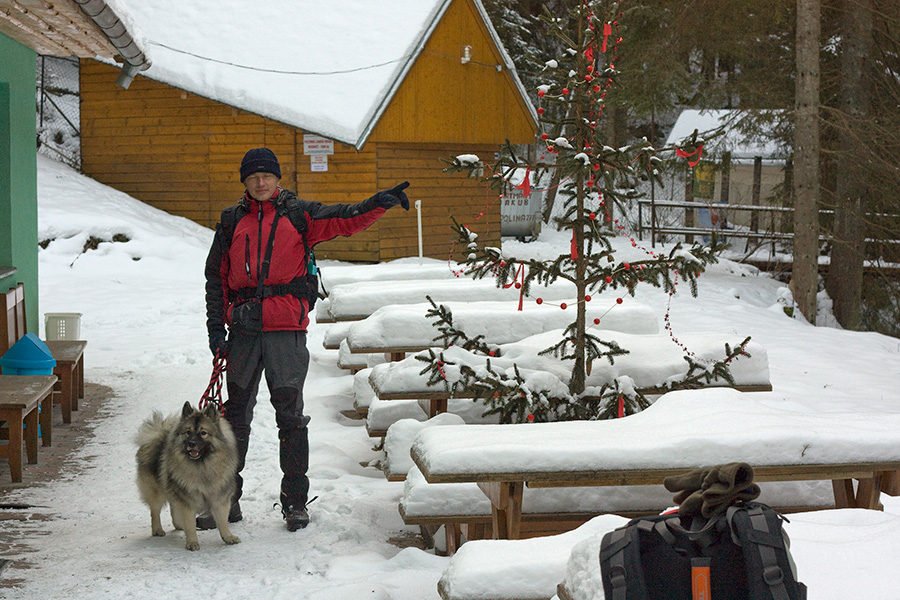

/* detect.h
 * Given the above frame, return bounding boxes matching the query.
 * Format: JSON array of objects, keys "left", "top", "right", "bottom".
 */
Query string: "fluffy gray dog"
[{"left": 135, "top": 401, "right": 240, "bottom": 550}]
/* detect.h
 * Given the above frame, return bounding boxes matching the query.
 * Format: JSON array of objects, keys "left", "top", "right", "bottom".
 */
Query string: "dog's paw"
[
  {"left": 151, "top": 528, "right": 166, "bottom": 537},
  {"left": 185, "top": 541, "right": 201, "bottom": 551},
  {"left": 222, "top": 534, "right": 241, "bottom": 545}
]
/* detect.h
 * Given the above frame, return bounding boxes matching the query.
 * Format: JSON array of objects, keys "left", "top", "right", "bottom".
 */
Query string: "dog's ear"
[
  {"left": 202, "top": 402, "right": 220, "bottom": 421},
  {"left": 182, "top": 401, "right": 195, "bottom": 418}
]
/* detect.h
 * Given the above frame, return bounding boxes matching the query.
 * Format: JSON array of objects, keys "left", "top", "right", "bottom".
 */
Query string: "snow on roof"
[
  {"left": 665, "top": 109, "right": 786, "bottom": 161},
  {"left": 116, "top": 0, "right": 523, "bottom": 148}
]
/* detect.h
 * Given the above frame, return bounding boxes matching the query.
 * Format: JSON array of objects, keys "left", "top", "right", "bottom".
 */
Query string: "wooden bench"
[
  {"left": 399, "top": 462, "right": 835, "bottom": 554},
  {"left": 436, "top": 514, "right": 628, "bottom": 600},
  {"left": 365, "top": 330, "right": 772, "bottom": 437},
  {"left": 2, "top": 283, "right": 87, "bottom": 424},
  {"left": 44, "top": 340, "right": 87, "bottom": 424},
  {"left": 0, "top": 374, "right": 57, "bottom": 482},
  {"left": 410, "top": 388, "right": 900, "bottom": 543}
]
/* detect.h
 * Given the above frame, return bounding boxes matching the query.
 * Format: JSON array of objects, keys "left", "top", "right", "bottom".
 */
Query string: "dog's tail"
[{"left": 135, "top": 411, "right": 176, "bottom": 449}]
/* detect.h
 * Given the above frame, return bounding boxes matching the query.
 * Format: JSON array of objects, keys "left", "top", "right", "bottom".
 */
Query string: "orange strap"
[{"left": 692, "top": 557, "right": 711, "bottom": 600}]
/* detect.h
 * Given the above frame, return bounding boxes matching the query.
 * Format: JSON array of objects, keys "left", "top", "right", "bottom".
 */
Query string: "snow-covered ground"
[{"left": 1, "top": 154, "right": 899, "bottom": 599}]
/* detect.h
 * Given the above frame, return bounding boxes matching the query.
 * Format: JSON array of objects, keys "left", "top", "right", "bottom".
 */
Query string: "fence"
[{"left": 36, "top": 56, "right": 81, "bottom": 169}]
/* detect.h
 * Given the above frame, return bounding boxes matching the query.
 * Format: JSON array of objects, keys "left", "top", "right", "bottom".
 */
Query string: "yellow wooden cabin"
[{"left": 79, "top": 0, "right": 538, "bottom": 262}]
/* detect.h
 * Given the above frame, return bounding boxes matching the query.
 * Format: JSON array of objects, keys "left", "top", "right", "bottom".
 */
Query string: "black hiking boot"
[
  {"left": 196, "top": 501, "right": 242, "bottom": 530},
  {"left": 282, "top": 504, "right": 309, "bottom": 532}
]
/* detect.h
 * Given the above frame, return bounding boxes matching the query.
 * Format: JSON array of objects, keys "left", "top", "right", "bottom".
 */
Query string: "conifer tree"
[{"left": 424, "top": 0, "right": 751, "bottom": 422}]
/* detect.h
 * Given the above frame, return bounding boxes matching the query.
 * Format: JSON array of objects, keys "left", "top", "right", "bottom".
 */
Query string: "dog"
[{"left": 135, "top": 401, "right": 240, "bottom": 550}]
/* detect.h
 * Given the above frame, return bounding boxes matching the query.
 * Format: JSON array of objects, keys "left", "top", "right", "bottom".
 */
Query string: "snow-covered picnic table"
[
  {"left": 410, "top": 388, "right": 900, "bottom": 541},
  {"left": 323, "top": 278, "right": 580, "bottom": 322},
  {"left": 368, "top": 328, "right": 772, "bottom": 422},
  {"left": 345, "top": 299, "right": 658, "bottom": 355}
]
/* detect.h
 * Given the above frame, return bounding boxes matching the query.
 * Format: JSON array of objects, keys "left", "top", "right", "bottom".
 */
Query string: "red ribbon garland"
[{"left": 676, "top": 144, "right": 704, "bottom": 168}]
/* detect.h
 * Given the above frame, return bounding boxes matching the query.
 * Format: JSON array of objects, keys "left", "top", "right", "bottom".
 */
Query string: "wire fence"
[{"left": 36, "top": 56, "right": 81, "bottom": 169}]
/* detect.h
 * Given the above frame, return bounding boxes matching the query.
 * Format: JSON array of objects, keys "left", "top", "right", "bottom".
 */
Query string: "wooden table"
[
  {"left": 0, "top": 374, "right": 57, "bottom": 482},
  {"left": 45, "top": 340, "right": 87, "bottom": 424}
]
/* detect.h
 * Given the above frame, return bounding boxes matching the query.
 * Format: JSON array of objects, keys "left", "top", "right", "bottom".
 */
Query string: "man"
[{"left": 203, "top": 147, "right": 409, "bottom": 531}]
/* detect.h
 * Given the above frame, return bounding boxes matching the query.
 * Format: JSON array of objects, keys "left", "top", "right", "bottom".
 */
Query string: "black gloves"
[
  {"left": 374, "top": 181, "right": 410, "bottom": 211},
  {"left": 209, "top": 330, "right": 228, "bottom": 357}
]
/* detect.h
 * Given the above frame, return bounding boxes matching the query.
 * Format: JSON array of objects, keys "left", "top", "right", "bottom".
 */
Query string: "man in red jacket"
[{"left": 203, "top": 147, "right": 409, "bottom": 531}]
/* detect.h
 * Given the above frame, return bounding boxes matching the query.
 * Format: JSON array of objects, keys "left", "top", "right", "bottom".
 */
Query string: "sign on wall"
[{"left": 303, "top": 134, "right": 334, "bottom": 172}]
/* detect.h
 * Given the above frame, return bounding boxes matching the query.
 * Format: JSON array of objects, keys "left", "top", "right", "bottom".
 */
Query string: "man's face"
[{"left": 244, "top": 172, "right": 280, "bottom": 202}]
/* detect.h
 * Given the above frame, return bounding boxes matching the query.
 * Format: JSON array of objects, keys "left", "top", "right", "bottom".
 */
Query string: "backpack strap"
[
  {"left": 727, "top": 504, "right": 793, "bottom": 600},
  {"left": 599, "top": 527, "right": 633, "bottom": 600}
]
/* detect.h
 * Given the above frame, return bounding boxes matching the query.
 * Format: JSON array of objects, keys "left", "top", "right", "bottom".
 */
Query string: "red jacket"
[{"left": 205, "top": 188, "right": 386, "bottom": 334}]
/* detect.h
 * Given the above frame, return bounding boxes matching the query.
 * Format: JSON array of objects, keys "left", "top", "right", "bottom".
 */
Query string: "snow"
[{"left": 2, "top": 153, "right": 899, "bottom": 599}]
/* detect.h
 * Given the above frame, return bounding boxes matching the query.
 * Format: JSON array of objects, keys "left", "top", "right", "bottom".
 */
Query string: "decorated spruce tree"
[{"left": 423, "top": 0, "right": 751, "bottom": 423}]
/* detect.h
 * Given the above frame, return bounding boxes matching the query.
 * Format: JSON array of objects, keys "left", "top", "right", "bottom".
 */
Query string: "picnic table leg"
[
  {"left": 855, "top": 474, "right": 885, "bottom": 510},
  {"left": 832, "top": 479, "right": 855, "bottom": 508},
  {"left": 39, "top": 390, "right": 52, "bottom": 447},
  {"left": 429, "top": 399, "right": 449, "bottom": 417},
  {"left": 24, "top": 405, "right": 39, "bottom": 464},
  {"left": 479, "top": 481, "right": 524, "bottom": 540},
  {"left": 445, "top": 523, "right": 462, "bottom": 555},
  {"left": 6, "top": 410, "right": 24, "bottom": 482}
]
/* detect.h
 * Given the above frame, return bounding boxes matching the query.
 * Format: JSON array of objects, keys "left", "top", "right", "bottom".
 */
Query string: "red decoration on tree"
[
  {"left": 617, "top": 395, "right": 624, "bottom": 418},
  {"left": 536, "top": 298, "right": 543, "bottom": 305},
  {"left": 515, "top": 167, "right": 532, "bottom": 198},
  {"left": 676, "top": 144, "right": 704, "bottom": 168},
  {"left": 571, "top": 229, "right": 579, "bottom": 260},
  {"left": 594, "top": 318, "right": 601, "bottom": 325},
  {"left": 616, "top": 297, "right": 623, "bottom": 304},
  {"left": 602, "top": 22, "right": 613, "bottom": 53},
  {"left": 585, "top": 295, "right": 591, "bottom": 302},
  {"left": 561, "top": 303, "right": 568, "bottom": 310}
]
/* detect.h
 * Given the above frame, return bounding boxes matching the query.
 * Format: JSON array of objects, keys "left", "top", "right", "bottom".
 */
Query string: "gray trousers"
[{"left": 224, "top": 330, "right": 310, "bottom": 507}]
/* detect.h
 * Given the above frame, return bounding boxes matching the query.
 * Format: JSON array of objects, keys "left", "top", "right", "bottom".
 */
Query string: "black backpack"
[
  {"left": 599, "top": 502, "right": 807, "bottom": 600},
  {"left": 217, "top": 191, "right": 322, "bottom": 309}
]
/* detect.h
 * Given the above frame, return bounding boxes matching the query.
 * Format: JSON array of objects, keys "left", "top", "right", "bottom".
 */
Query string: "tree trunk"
[
  {"left": 826, "top": 0, "right": 873, "bottom": 330},
  {"left": 792, "top": 0, "right": 822, "bottom": 324}
]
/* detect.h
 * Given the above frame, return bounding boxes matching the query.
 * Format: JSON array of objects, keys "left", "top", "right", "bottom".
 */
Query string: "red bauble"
[
  {"left": 560, "top": 303, "right": 568, "bottom": 310},
  {"left": 538, "top": 90, "right": 545, "bottom": 97},
  {"left": 594, "top": 318, "right": 601, "bottom": 325},
  {"left": 537, "top": 107, "right": 545, "bottom": 115},
  {"left": 536, "top": 298, "right": 543, "bottom": 305},
  {"left": 541, "top": 133, "right": 549, "bottom": 140},
  {"left": 616, "top": 297, "right": 623, "bottom": 304},
  {"left": 561, "top": 87, "right": 569, "bottom": 95},
  {"left": 585, "top": 295, "right": 592, "bottom": 302},
  {"left": 605, "top": 276, "right": 612, "bottom": 283}
]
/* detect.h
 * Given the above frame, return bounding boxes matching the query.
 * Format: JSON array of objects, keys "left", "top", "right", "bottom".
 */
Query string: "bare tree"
[
  {"left": 826, "top": 0, "right": 873, "bottom": 330},
  {"left": 793, "top": 0, "right": 822, "bottom": 323}
]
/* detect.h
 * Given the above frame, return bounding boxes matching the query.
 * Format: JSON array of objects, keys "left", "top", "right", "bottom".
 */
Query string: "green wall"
[{"left": 0, "top": 33, "right": 39, "bottom": 335}]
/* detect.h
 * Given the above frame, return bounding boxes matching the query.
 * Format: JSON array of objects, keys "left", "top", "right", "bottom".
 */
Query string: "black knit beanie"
[{"left": 240, "top": 148, "right": 282, "bottom": 182}]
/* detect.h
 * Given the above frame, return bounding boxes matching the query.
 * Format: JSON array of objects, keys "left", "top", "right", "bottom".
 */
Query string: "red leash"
[{"left": 199, "top": 352, "right": 227, "bottom": 414}]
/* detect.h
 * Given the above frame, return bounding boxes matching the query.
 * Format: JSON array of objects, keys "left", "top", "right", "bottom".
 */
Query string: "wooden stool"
[
  {"left": 45, "top": 340, "right": 87, "bottom": 424},
  {"left": 0, "top": 375, "right": 56, "bottom": 482}
]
